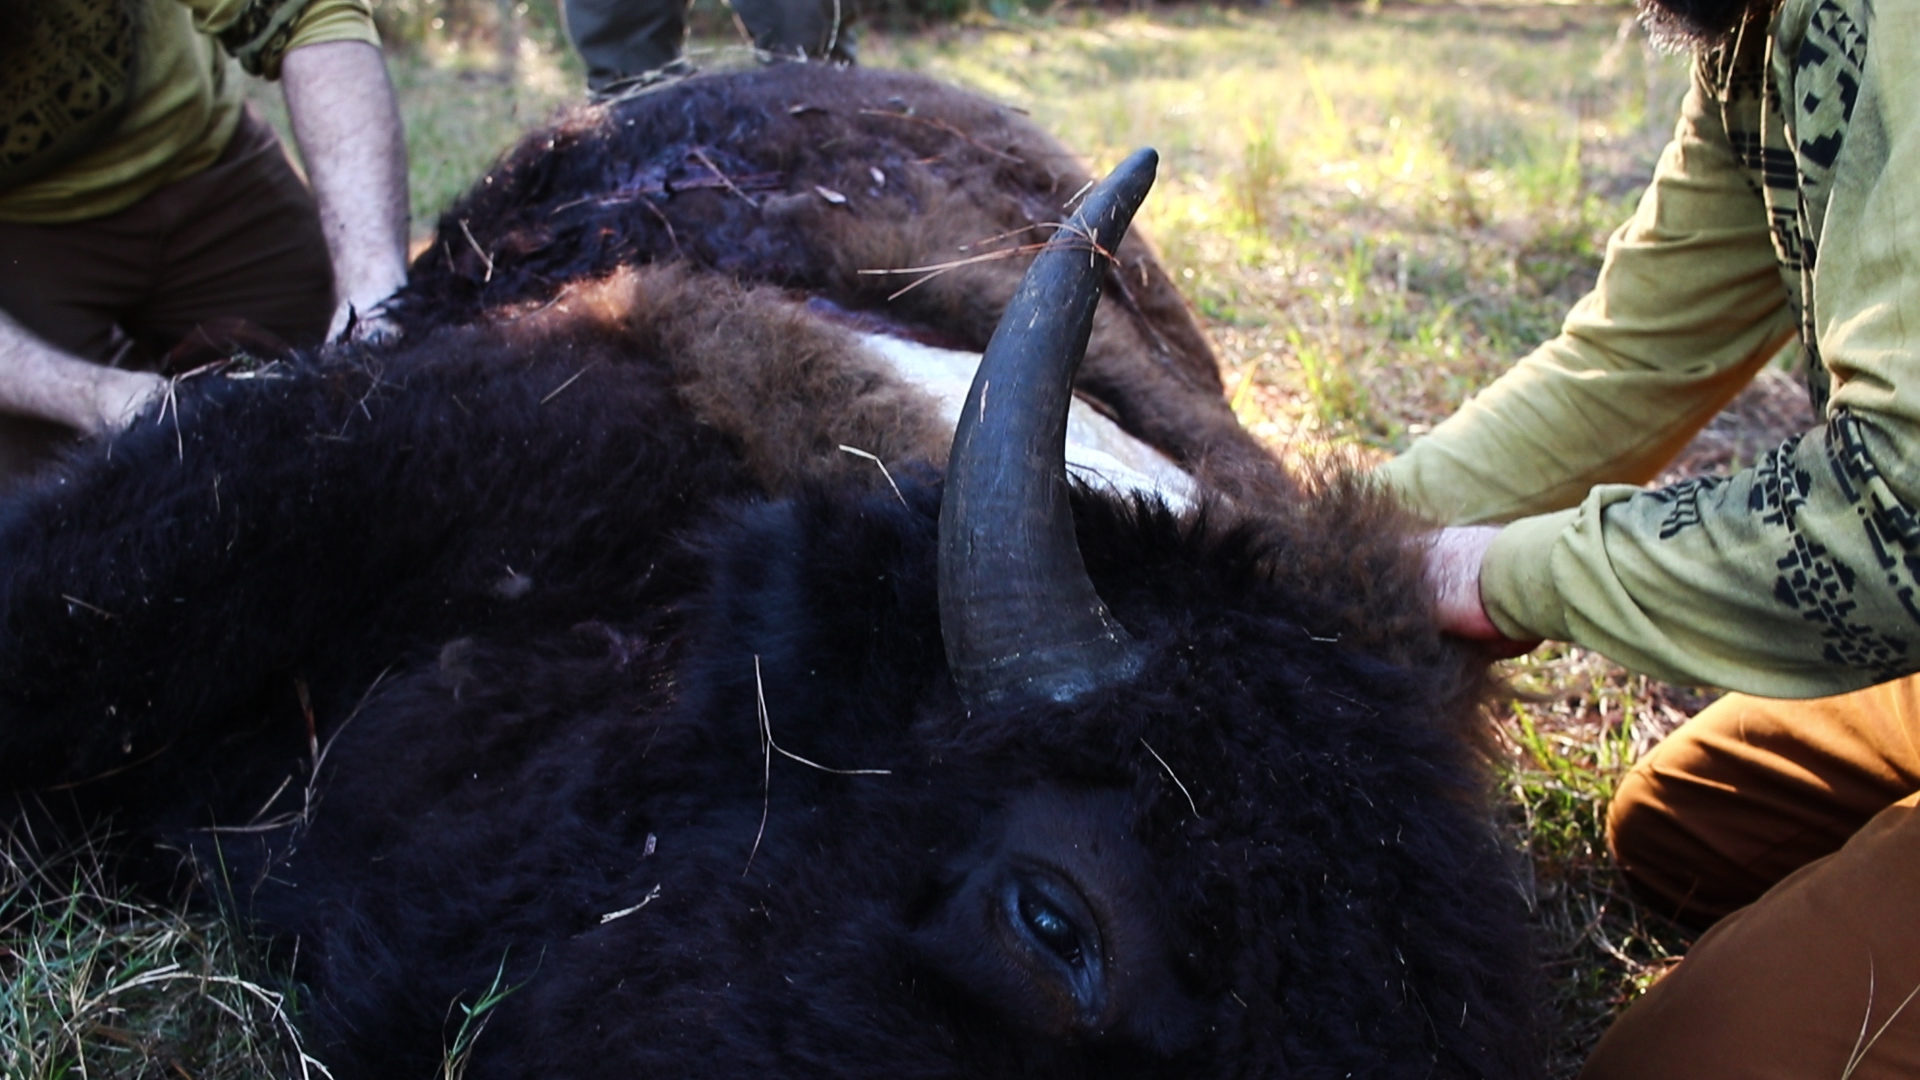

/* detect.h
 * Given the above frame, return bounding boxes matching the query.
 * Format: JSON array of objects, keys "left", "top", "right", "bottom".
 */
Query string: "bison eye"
[
  {"left": 999, "top": 869, "right": 1106, "bottom": 1018},
  {"left": 1018, "top": 891, "right": 1084, "bottom": 966}
]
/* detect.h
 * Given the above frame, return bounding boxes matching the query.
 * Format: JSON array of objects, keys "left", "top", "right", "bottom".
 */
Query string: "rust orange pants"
[{"left": 1582, "top": 676, "right": 1920, "bottom": 1079}]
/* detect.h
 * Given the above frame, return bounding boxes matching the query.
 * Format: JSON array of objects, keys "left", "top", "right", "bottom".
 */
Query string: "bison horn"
[{"left": 938, "top": 148, "right": 1157, "bottom": 708}]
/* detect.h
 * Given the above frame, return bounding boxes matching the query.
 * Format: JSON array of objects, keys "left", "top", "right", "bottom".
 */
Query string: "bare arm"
[
  {"left": 281, "top": 40, "right": 410, "bottom": 342},
  {"left": 1422, "top": 525, "right": 1538, "bottom": 657},
  {"left": 0, "top": 309, "right": 164, "bottom": 434}
]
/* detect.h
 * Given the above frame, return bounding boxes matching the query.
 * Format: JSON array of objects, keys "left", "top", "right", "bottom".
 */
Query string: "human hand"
[
  {"left": 327, "top": 292, "right": 403, "bottom": 346},
  {"left": 0, "top": 309, "right": 165, "bottom": 435},
  {"left": 1421, "top": 526, "right": 1540, "bottom": 658},
  {"left": 86, "top": 368, "right": 168, "bottom": 435}
]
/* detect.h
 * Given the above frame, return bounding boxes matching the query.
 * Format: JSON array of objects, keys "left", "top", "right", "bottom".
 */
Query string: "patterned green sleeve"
[
  {"left": 1375, "top": 64, "right": 1796, "bottom": 526},
  {"left": 1481, "top": 0, "right": 1920, "bottom": 697},
  {"left": 180, "top": 0, "right": 378, "bottom": 78}
]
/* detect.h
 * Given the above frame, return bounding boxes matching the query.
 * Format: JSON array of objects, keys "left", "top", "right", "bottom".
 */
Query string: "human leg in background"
[
  {"left": 564, "top": 0, "right": 693, "bottom": 92},
  {"left": 728, "top": 0, "right": 854, "bottom": 62}
]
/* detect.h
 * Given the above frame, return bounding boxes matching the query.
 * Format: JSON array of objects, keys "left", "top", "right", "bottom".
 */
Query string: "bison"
[{"left": 0, "top": 65, "right": 1540, "bottom": 1080}]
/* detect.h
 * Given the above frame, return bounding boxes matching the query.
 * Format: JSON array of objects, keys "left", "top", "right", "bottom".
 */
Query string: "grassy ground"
[{"left": 9, "top": 4, "right": 1765, "bottom": 1077}]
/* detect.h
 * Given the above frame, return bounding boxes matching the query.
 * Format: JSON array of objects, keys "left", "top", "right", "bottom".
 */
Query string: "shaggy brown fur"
[
  {"left": 502, "top": 266, "right": 951, "bottom": 493},
  {"left": 396, "top": 63, "right": 1290, "bottom": 501}
]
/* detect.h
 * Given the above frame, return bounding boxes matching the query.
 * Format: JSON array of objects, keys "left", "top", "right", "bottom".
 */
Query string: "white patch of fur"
[{"left": 856, "top": 333, "right": 1196, "bottom": 510}]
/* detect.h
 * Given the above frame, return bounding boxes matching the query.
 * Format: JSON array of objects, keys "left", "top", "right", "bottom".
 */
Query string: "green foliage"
[
  {"left": 868, "top": 3, "right": 1688, "bottom": 452},
  {"left": 443, "top": 958, "right": 520, "bottom": 1080},
  {"left": 0, "top": 833, "right": 314, "bottom": 1080},
  {"left": 1495, "top": 648, "right": 1700, "bottom": 1076}
]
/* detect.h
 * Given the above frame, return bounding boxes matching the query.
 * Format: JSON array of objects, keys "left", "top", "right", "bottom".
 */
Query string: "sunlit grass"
[
  {"left": 1496, "top": 646, "right": 1698, "bottom": 1074},
  {"left": 865, "top": 4, "right": 1689, "bottom": 454}
]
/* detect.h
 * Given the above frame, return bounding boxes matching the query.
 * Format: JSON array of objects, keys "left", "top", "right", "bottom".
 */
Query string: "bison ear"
[{"left": 937, "top": 149, "right": 1157, "bottom": 708}]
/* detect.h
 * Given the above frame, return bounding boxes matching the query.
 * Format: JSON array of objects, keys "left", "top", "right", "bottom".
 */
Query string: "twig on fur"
[
  {"left": 599, "top": 884, "right": 663, "bottom": 924},
  {"left": 637, "top": 197, "right": 682, "bottom": 257},
  {"left": 159, "top": 373, "right": 184, "bottom": 461},
  {"left": 955, "top": 223, "right": 1048, "bottom": 253},
  {"left": 854, "top": 109, "right": 1023, "bottom": 163},
  {"left": 195, "top": 667, "right": 393, "bottom": 836},
  {"left": 859, "top": 221, "right": 1117, "bottom": 299},
  {"left": 302, "top": 667, "right": 392, "bottom": 821},
  {"left": 1141, "top": 738, "right": 1200, "bottom": 818},
  {"left": 747, "top": 658, "right": 774, "bottom": 876},
  {"left": 856, "top": 242, "right": 1045, "bottom": 300},
  {"left": 540, "top": 364, "right": 596, "bottom": 405},
  {"left": 689, "top": 147, "right": 760, "bottom": 209},
  {"left": 745, "top": 655, "right": 890, "bottom": 877},
  {"left": 59, "top": 594, "right": 118, "bottom": 619},
  {"left": 296, "top": 678, "right": 318, "bottom": 760},
  {"left": 458, "top": 218, "right": 496, "bottom": 283},
  {"left": 45, "top": 737, "right": 182, "bottom": 790},
  {"left": 244, "top": 774, "right": 297, "bottom": 829},
  {"left": 837, "top": 445, "right": 906, "bottom": 506}
]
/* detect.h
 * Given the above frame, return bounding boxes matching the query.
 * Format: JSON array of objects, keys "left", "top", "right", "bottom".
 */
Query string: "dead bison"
[{"left": 0, "top": 66, "right": 1539, "bottom": 1080}]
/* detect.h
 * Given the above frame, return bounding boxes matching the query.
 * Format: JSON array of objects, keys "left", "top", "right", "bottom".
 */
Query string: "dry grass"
[
  {"left": 0, "top": 826, "right": 319, "bottom": 1080},
  {"left": 38, "top": 3, "right": 1816, "bottom": 1076}
]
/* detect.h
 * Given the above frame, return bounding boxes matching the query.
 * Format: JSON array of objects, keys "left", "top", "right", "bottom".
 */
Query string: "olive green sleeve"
[
  {"left": 1478, "top": 7, "right": 1920, "bottom": 698},
  {"left": 180, "top": 0, "right": 380, "bottom": 78},
  {"left": 1375, "top": 64, "right": 1796, "bottom": 527}
]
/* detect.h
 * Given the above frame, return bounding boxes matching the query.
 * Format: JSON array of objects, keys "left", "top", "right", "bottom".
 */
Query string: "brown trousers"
[
  {"left": 0, "top": 109, "right": 333, "bottom": 483},
  {"left": 1582, "top": 676, "right": 1920, "bottom": 1079}
]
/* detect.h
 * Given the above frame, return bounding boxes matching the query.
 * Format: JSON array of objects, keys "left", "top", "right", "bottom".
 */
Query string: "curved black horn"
[{"left": 938, "top": 148, "right": 1158, "bottom": 708}]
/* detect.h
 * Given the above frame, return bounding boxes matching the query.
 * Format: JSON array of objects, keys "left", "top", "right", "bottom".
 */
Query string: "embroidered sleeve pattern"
[
  {"left": 0, "top": 0, "right": 139, "bottom": 191},
  {"left": 212, "top": 0, "right": 318, "bottom": 77}
]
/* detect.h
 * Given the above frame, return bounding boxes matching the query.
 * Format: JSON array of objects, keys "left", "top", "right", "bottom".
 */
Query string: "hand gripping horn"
[{"left": 938, "top": 148, "right": 1158, "bottom": 708}]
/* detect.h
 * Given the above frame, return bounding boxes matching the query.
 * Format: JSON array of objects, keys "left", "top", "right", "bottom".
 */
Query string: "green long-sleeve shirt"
[{"left": 1378, "top": 0, "right": 1920, "bottom": 697}]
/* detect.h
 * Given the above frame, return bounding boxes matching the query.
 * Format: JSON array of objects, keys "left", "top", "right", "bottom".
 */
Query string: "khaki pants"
[{"left": 1582, "top": 676, "right": 1920, "bottom": 1078}]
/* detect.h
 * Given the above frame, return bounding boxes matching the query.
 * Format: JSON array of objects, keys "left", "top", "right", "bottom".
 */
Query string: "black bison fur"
[{"left": 0, "top": 67, "right": 1540, "bottom": 1080}]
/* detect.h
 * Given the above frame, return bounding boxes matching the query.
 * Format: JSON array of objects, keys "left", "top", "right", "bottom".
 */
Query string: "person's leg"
[
  {"left": 564, "top": 0, "right": 691, "bottom": 91},
  {"left": 129, "top": 109, "right": 333, "bottom": 358},
  {"left": 1607, "top": 675, "right": 1920, "bottom": 924},
  {"left": 0, "top": 218, "right": 155, "bottom": 365},
  {"left": 728, "top": 0, "right": 853, "bottom": 61},
  {"left": 1582, "top": 790, "right": 1920, "bottom": 1080}
]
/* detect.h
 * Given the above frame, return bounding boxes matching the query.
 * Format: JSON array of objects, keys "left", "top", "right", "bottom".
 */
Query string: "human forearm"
[
  {"left": 281, "top": 40, "right": 410, "bottom": 340},
  {"left": 1471, "top": 411, "right": 1920, "bottom": 697},
  {"left": 1378, "top": 68, "right": 1792, "bottom": 526},
  {"left": 0, "top": 310, "right": 162, "bottom": 433}
]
